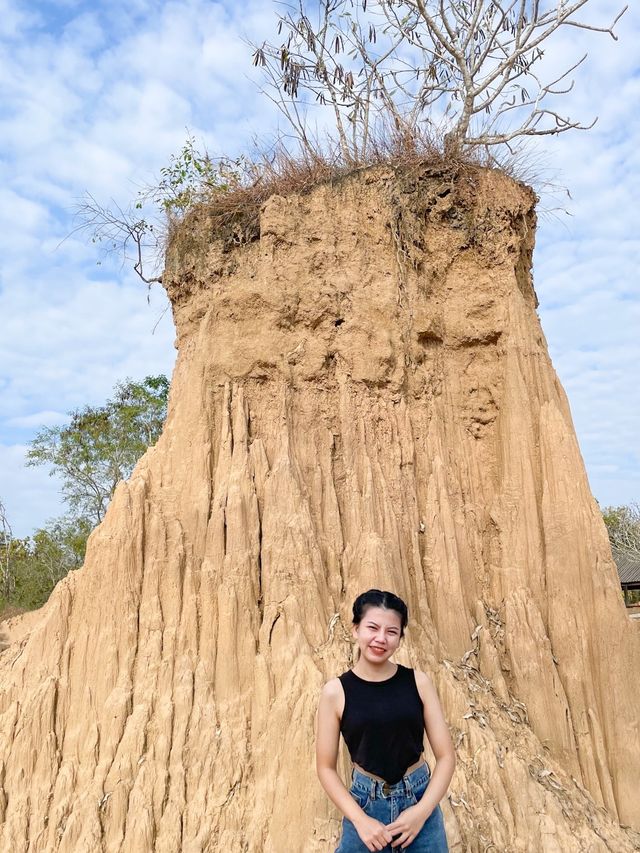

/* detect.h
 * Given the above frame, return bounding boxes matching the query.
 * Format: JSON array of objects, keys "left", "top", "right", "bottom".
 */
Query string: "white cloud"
[
  {"left": 0, "top": 274, "right": 175, "bottom": 422},
  {"left": 0, "top": 0, "right": 39, "bottom": 39},
  {"left": 4, "top": 411, "right": 68, "bottom": 429},
  {"left": 0, "top": 443, "right": 64, "bottom": 538},
  {"left": 528, "top": 1, "right": 640, "bottom": 510}
]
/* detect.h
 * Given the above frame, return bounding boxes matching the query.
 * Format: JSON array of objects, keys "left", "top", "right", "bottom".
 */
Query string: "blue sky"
[{"left": 0, "top": 0, "right": 638, "bottom": 537}]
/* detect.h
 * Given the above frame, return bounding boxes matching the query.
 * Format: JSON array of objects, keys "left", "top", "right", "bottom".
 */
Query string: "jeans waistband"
[{"left": 351, "top": 762, "right": 430, "bottom": 799}]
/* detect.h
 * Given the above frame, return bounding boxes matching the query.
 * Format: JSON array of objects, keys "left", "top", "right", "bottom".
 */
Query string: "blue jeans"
[{"left": 335, "top": 763, "right": 448, "bottom": 852}]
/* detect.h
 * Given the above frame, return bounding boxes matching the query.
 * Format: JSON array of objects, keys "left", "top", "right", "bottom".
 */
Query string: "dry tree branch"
[
  {"left": 0, "top": 500, "right": 14, "bottom": 602},
  {"left": 604, "top": 504, "right": 640, "bottom": 555},
  {"left": 72, "top": 194, "right": 164, "bottom": 286},
  {"left": 254, "top": 0, "right": 626, "bottom": 160}
]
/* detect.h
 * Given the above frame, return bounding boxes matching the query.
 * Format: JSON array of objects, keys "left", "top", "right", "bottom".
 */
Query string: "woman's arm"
[
  {"left": 412, "top": 669, "right": 456, "bottom": 818},
  {"left": 385, "top": 669, "right": 456, "bottom": 849},
  {"left": 316, "top": 679, "right": 395, "bottom": 852}
]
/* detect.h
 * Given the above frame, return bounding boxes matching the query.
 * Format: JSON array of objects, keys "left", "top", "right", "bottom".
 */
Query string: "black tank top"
[{"left": 338, "top": 664, "right": 424, "bottom": 783}]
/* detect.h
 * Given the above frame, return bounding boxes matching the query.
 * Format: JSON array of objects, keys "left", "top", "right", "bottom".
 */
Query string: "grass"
[{"left": 174, "top": 128, "right": 497, "bottom": 248}]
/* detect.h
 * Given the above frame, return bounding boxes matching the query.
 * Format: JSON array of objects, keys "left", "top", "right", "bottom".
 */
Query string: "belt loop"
[
  {"left": 403, "top": 773, "right": 411, "bottom": 798},
  {"left": 370, "top": 777, "right": 375, "bottom": 798}
]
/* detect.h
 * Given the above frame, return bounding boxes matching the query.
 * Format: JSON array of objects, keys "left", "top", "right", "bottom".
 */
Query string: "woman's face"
[{"left": 353, "top": 606, "right": 403, "bottom": 664}]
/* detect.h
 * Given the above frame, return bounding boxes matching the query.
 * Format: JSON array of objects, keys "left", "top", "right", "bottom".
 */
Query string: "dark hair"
[{"left": 352, "top": 589, "right": 408, "bottom": 636}]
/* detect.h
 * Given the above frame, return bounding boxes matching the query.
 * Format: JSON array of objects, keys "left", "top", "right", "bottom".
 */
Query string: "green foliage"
[
  {"left": 145, "top": 135, "right": 246, "bottom": 216},
  {"left": 1, "top": 375, "right": 170, "bottom": 615},
  {"left": 78, "top": 136, "right": 247, "bottom": 286},
  {"left": 1, "top": 517, "right": 91, "bottom": 612},
  {"left": 27, "top": 375, "right": 169, "bottom": 526}
]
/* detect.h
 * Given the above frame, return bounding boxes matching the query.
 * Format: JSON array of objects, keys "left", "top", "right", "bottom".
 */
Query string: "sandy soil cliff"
[{"left": 0, "top": 166, "right": 638, "bottom": 853}]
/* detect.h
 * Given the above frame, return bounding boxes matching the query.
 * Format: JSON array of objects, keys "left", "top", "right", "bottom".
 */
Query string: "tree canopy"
[
  {"left": 27, "top": 375, "right": 169, "bottom": 526},
  {"left": 3, "top": 517, "right": 90, "bottom": 612}
]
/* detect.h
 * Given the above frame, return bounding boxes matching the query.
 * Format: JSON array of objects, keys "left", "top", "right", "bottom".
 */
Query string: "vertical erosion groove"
[{"left": 0, "top": 167, "right": 638, "bottom": 852}]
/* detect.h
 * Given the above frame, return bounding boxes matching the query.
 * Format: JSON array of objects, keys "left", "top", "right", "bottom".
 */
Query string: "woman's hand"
[
  {"left": 352, "top": 813, "right": 396, "bottom": 851},
  {"left": 385, "top": 804, "right": 429, "bottom": 849}
]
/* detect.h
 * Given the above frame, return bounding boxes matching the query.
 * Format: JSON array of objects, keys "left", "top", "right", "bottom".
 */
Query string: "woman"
[{"left": 316, "top": 589, "right": 455, "bottom": 852}]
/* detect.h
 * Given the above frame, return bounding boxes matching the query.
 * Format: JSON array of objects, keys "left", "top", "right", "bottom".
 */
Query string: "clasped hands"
[{"left": 354, "top": 804, "right": 428, "bottom": 851}]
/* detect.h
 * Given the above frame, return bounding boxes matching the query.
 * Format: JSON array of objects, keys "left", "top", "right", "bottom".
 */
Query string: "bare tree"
[
  {"left": 604, "top": 503, "right": 640, "bottom": 555},
  {"left": 0, "top": 500, "right": 13, "bottom": 602},
  {"left": 252, "top": 0, "right": 627, "bottom": 161},
  {"left": 73, "top": 193, "right": 165, "bottom": 287}
]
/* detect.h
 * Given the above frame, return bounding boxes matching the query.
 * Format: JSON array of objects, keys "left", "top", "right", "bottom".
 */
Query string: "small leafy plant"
[
  {"left": 76, "top": 134, "right": 247, "bottom": 284},
  {"left": 148, "top": 134, "right": 246, "bottom": 216}
]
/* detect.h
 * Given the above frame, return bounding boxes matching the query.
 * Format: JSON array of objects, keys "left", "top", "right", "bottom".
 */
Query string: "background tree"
[
  {"left": 603, "top": 503, "right": 640, "bottom": 554},
  {"left": 252, "top": 0, "right": 626, "bottom": 161},
  {"left": 0, "top": 518, "right": 90, "bottom": 613},
  {"left": 1, "top": 376, "right": 169, "bottom": 617},
  {"left": 0, "top": 499, "right": 13, "bottom": 603},
  {"left": 27, "top": 375, "right": 169, "bottom": 526},
  {"left": 604, "top": 503, "right": 640, "bottom": 606}
]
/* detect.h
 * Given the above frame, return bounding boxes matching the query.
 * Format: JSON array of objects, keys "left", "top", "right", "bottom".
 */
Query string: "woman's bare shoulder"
[
  {"left": 412, "top": 668, "right": 436, "bottom": 695},
  {"left": 321, "top": 676, "right": 344, "bottom": 699},
  {"left": 319, "top": 677, "right": 346, "bottom": 718}
]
